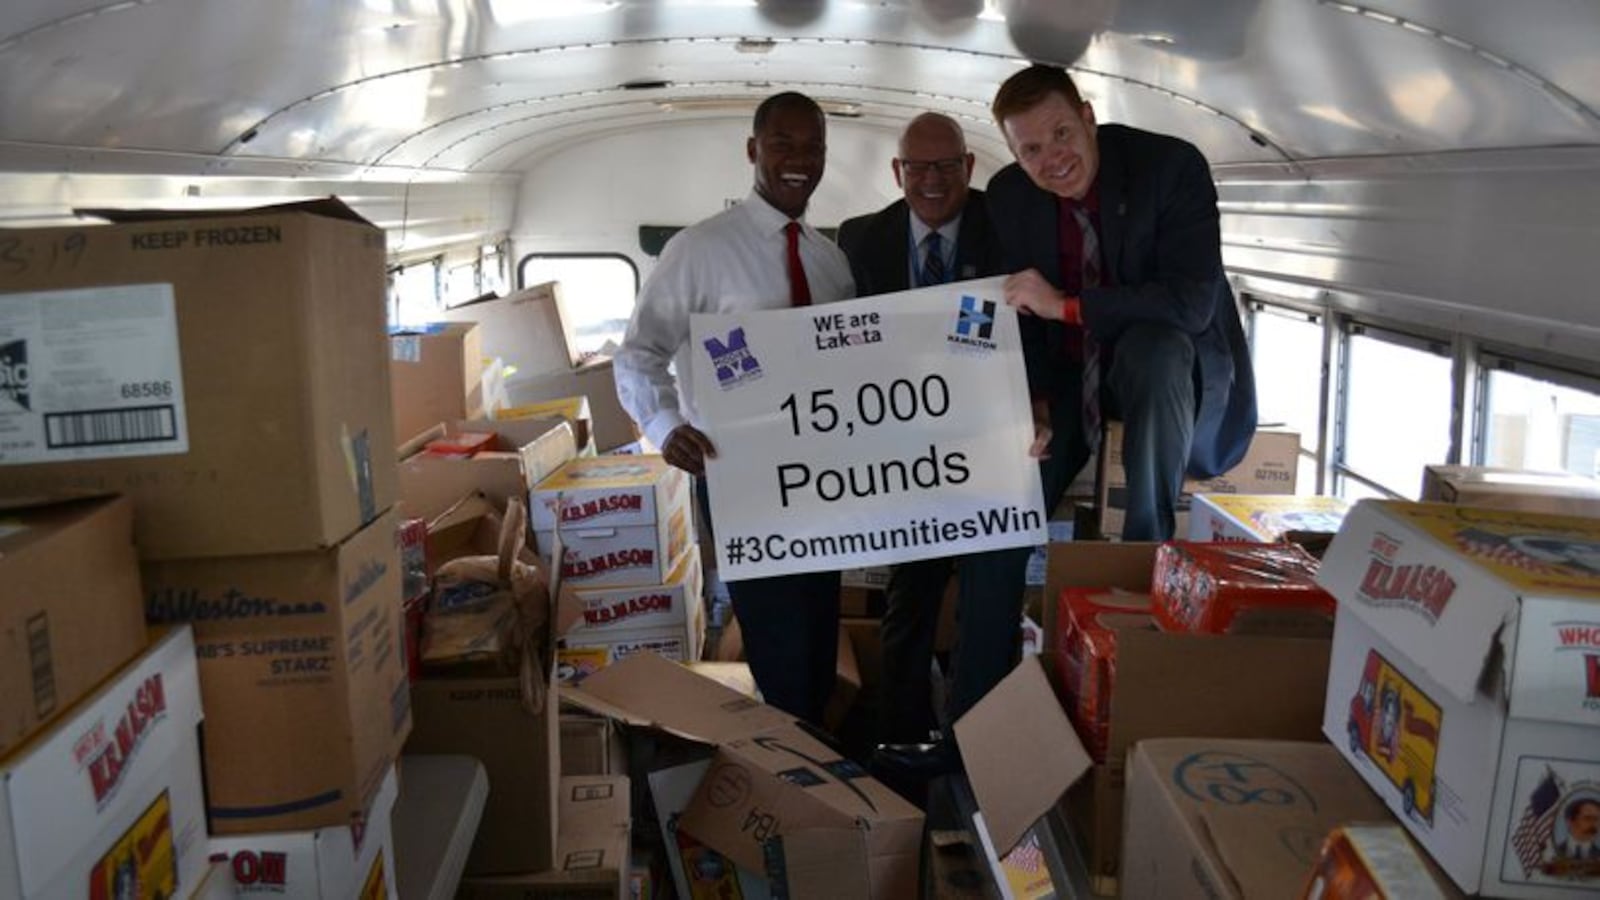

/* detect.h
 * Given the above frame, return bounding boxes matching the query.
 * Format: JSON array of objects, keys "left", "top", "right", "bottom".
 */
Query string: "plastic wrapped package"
[
  {"left": 1052, "top": 586, "right": 1154, "bottom": 761},
  {"left": 1152, "top": 541, "right": 1335, "bottom": 635}
]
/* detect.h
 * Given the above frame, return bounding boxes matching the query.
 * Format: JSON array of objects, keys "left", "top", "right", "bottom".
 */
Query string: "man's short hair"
[
  {"left": 1566, "top": 797, "right": 1600, "bottom": 822},
  {"left": 991, "top": 64, "right": 1085, "bottom": 126},
  {"left": 753, "top": 92, "right": 824, "bottom": 134}
]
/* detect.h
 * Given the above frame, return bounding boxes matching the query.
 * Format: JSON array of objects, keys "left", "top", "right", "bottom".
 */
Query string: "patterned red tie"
[
  {"left": 1072, "top": 205, "right": 1103, "bottom": 438},
  {"left": 785, "top": 221, "right": 812, "bottom": 307}
]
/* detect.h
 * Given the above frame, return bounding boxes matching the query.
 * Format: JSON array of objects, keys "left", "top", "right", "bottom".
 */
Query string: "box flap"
[
  {"left": 1042, "top": 542, "right": 1156, "bottom": 641},
  {"left": 1319, "top": 500, "right": 1600, "bottom": 702},
  {"left": 75, "top": 196, "right": 372, "bottom": 226},
  {"left": 770, "top": 827, "right": 872, "bottom": 900},
  {"left": 562, "top": 650, "right": 793, "bottom": 744},
  {"left": 953, "top": 656, "right": 1091, "bottom": 856},
  {"left": 1510, "top": 596, "right": 1600, "bottom": 727}
]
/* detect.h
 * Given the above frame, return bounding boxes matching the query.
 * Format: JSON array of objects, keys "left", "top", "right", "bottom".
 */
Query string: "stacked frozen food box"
[{"left": 0, "top": 200, "right": 411, "bottom": 897}]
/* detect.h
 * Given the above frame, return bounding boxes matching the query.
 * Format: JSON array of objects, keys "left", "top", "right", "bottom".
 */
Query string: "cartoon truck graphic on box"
[{"left": 1347, "top": 648, "right": 1444, "bottom": 825}]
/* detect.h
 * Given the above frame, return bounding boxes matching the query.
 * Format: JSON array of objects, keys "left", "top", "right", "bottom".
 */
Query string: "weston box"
[{"left": 141, "top": 509, "right": 412, "bottom": 834}]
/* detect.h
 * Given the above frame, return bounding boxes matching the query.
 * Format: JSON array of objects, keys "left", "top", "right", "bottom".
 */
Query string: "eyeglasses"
[{"left": 899, "top": 157, "right": 966, "bottom": 176}]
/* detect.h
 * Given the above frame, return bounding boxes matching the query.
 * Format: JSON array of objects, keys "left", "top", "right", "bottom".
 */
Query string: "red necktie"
[
  {"left": 1071, "top": 205, "right": 1104, "bottom": 438},
  {"left": 785, "top": 221, "right": 812, "bottom": 307}
]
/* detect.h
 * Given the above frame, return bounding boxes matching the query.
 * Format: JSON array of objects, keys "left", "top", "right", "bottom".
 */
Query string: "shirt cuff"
[{"left": 643, "top": 410, "right": 688, "bottom": 453}]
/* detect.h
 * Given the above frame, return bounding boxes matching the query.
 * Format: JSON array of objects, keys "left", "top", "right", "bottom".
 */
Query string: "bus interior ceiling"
[{"left": 2, "top": 0, "right": 1598, "bottom": 487}]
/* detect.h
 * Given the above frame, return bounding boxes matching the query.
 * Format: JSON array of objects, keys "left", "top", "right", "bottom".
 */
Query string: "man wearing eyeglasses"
[{"left": 837, "top": 113, "right": 1022, "bottom": 787}]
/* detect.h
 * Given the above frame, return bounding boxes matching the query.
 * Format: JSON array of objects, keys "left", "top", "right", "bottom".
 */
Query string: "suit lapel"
[
  {"left": 878, "top": 200, "right": 912, "bottom": 292},
  {"left": 952, "top": 193, "right": 987, "bottom": 281},
  {"left": 1096, "top": 129, "right": 1128, "bottom": 280}
]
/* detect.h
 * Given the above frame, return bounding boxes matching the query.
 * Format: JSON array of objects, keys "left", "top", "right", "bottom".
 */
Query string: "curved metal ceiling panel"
[{"left": 0, "top": 0, "right": 1595, "bottom": 182}]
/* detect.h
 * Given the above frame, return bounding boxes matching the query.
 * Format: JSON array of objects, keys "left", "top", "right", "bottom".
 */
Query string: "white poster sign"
[{"left": 690, "top": 276, "right": 1047, "bottom": 580}]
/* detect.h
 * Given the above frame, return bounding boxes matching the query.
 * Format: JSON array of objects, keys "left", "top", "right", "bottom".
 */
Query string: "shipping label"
[{"left": 0, "top": 283, "right": 188, "bottom": 464}]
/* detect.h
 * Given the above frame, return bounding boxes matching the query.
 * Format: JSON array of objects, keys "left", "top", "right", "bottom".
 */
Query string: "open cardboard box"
[
  {"left": 566, "top": 652, "right": 923, "bottom": 900},
  {"left": 397, "top": 415, "right": 577, "bottom": 523},
  {"left": 953, "top": 541, "right": 1333, "bottom": 894}
]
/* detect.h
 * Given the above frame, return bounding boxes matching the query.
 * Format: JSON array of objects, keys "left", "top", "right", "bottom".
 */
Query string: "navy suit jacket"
[
  {"left": 836, "top": 190, "right": 1005, "bottom": 297},
  {"left": 985, "top": 123, "right": 1257, "bottom": 478}
]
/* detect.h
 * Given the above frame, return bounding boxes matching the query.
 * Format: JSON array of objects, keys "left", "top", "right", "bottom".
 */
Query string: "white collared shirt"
[
  {"left": 615, "top": 190, "right": 855, "bottom": 448},
  {"left": 908, "top": 212, "right": 961, "bottom": 286}
]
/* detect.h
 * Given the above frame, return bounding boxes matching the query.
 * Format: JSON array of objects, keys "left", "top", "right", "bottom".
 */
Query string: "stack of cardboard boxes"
[{"left": 0, "top": 201, "right": 413, "bottom": 898}]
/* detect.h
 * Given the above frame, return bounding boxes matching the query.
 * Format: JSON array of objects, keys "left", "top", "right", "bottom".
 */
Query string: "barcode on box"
[{"left": 44, "top": 405, "right": 178, "bottom": 448}]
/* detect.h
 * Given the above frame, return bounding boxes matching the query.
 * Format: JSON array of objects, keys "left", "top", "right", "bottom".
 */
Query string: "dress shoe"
[{"left": 869, "top": 741, "right": 963, "bottom": 807}]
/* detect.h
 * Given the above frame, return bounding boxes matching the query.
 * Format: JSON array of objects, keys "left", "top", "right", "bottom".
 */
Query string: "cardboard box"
[
  {"left": 389, "top": 322, "right": 487, "bottom": 446},
  {"left": 971, "top": 541, "right": 1334, "bottom": 892},
  {"left": 1421, "top": 464, "right": 1600, "bottom": 518},
  {"left": 499, "top": 396, "right": 595, "bottom": 456},
  {"left": 533, "top": 455, "right": 692, "bottom": 588},
  {"left": 141, "top": 508, "right": 412, "bottom": 834},
  {"left": 1121, "top": 739, "right": 1392, "bottom": 899},
  {"left": 0, "top": 495, "right": 146, "bottom": 758},
  {"left": 208, "top": 764, "right": 400, "bottom": 899},
  {"left": 1098, "top": 426, "right": 1299, "bottom": 540},
  {"left": 566, "top": 546, "right": 704, "bottom": 639},
  {"left": 0, "top": 200, "right": 397, "bottom": 559},
  {"left": 559, "top": 548, "right": 705, "bottom": 680},
  {"left": 569, "top": 653, "right": 924, "bottom": 899},
  {"left": 0, "top": 627, "right": 208, "bottom": 900},
  {"left": 398, "top": 416, "right": 578, "bottom": 524},
  {"left": 1188, "top": 494, "right": 1352, "bottom": 544},
  {"left": 559, "top": 709, "right": 627, "bottom": 776},
  {"left": 648, "top": 760, "right": 772, "bottom": 900},
  {"left": 458, "top": 775, "right": 632, "bottom": 900},
  {"left": 1317, "top": 500, "right": 1600, "bottom": 897},
  {"left": 406, "top": 674, "right": 559, "bottom": 874},
  {"left": 1301, "top": 823, "right": 1459, "bottom": 900},
  {"left": 504, "top": 357, "right": 637, "bottom": 453},
  {"left": 442, "top": 281, "right": 580, "bottom": 378}
]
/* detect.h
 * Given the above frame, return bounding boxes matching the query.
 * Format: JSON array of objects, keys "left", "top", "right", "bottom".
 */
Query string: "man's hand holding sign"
[{"left": 691, "top": 275, "right": 1047, "bottom": 580}]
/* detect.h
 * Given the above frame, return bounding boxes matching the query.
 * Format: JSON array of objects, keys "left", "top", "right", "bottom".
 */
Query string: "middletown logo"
[
  {"left": 0, "top": 339, "right": 28, "bottom": 411},
  {"left": 947, "top": 296, "right": 998, "bottom": 351},
  {"left": 704, "top": 327, "right": 763, "bottom": 389}
]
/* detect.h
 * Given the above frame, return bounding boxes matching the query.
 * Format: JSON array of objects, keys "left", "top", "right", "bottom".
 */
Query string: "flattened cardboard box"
[
  {"left": 0, "top": 200, "right": 397, "bottom": 559},
  {"left": 1098, "top": 426, "right": 1299, "bottom": 540},
  {"left": 208, "top": 764, "right": 400, "bottom": 899},
  {"left": 442, "top": 281, "right": 580, "bottom": 378},
  {"left": 389, "top": 322, "right": 487, "bottom": 446},
  {"left": 499, "top": 395, "right": 594, "bottom": 456},
  {"left": 1421, "top": 464, "right": 1600, "bottom": 519},
  {"left": 973, "top": 541, "right": 1332, "bottom": 893},
  {"left": 397, "top": 415, "right": 577, "bottom": 523},
  {"left": 1316, "top": 500, "right": 1600, "bottom": 897},
  {"left": 458, "top": 775, "right": 631, "bottom": 900},
  {"left": 0, "top": 627, "right": 208, "bottom": 900},
  {"left": 567, "top": 652, "right": 924, "bottom": 900},
  {"left": 141, "top": 508, "right": 412, "bottom": 834},
  {"left": 1121, "top": 739, "right": 1392, "bottom": 900},
  {"left": 0, "top": 495, "right": 146, "bottom": 758}
]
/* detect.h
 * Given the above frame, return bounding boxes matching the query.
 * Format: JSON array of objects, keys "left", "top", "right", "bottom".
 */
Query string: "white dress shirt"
[{"left": 615, "top": 190, "right": 855, "bottom": 449}]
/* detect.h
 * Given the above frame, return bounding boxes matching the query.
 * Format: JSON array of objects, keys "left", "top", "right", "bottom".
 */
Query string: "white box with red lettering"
[
  {"left": 557, "top": 547, "right": 706, "bottom": 683},
  {"left": 1317, "top": 500, "right": 1600, "bottom": 898},
  {"left": 208, "top": 764, "right": 399, "bottom": 899},
  {"left": 1188, "top": 494, "right": 1351, "bottom": 543},
  {"left": 531, "top": 455, "right": 692, "bottom": 588},
  {"left": 0, "top": 627, "right": 208, "bottom": 900}
]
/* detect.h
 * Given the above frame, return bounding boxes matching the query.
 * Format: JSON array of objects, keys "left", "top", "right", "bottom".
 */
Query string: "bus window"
[
  {"left": 1248, "top": 300, "right": 1326, "bottom": 493},
  {"left": 517, "top": 254, "right": 640, "bottom": 360},
  {"left": 390, "top": 258, "right": 442, "bottom": 329},
  {"left": 1338, "top": 324, "right": 1452, "bottom": 499},
  {"left": 1481, "top": 362, "right": 1600, "bottom": 478}
]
